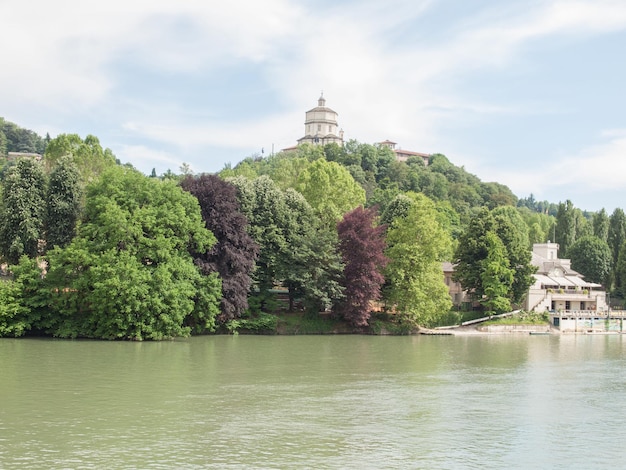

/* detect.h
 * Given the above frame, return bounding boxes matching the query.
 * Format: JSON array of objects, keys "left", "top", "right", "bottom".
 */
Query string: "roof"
[{"left": 394, "top": 149, "right": 430, "bottom": 158}]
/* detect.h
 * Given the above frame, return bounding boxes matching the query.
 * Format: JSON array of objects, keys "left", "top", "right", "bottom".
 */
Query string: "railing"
[{"left": 551, "top": 310, "right": 626, "bottom": 318}]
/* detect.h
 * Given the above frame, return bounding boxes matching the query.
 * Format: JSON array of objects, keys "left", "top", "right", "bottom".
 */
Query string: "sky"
[{"left": 2, "top": 0, "right": 626, "bottom": 213}]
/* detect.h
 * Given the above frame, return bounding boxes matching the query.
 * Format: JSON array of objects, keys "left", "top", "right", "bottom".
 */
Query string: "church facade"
[
  {"left": 296, "top": 94, "right": 344, "bottom": 146},
  {"left": 285, "top": 95, "right": 430, "bottom": 166}
]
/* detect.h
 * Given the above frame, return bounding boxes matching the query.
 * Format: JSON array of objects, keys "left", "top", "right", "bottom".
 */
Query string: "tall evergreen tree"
[
  {"left": 0, "top": 158, "right": 46, "bottom": 263},
  {"left": 45, "top": 156, "right": 82, "bottom": 250},
  {"left": 608, "top": 208, "right": 626, "bottom": 266},
  {"left": 592, "top": 208, "right": 610, "bottom": 243},
  {"left": 555, "top": 200, "right": 577, "bottom": 256}
]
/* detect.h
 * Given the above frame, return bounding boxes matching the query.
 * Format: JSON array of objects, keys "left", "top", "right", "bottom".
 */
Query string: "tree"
[
  {"left": 480, "top": 231, "right": 514, "bottom": 315},
  {"left": 555, "top": 200, "right": 577, "bottom": 256},
  {"left": 337, "top": 206, "right": 388, "bottom": 327},
  {"left": 44, "top": 134, "right": 116, "bottom": 182},
  {"left": 492, "top": 206, "right": 535, "bottom": 304},
  {"left": 296, "top": 158, "right": 365, "bottom": 226},
  {"left": 384, "top": 194, "right": 452, "bottom": 326},
  {"left": 453, "top": 208, "right": 497, "bottom": 301},
  {"left": 568, "top": 236, "right": 612, "bottom": 286},
  {"left": 614, "top": 241, "right": 626, "bottom": 296},
  {"left": 35, "top": 166, "right": 221, "bottom": 340},
  {"left": 281, "top": 188, "right": 344, "bottom": 314},
  {"left": 608, "top": 208, "right": 626, "bottom": 266},
  {"left": 44, "top": 156, "right": 82, "bottom": 250},
  {"left": 593, "top": 209, "right": 610, "bottom": 243},
  {"left": 380, "top": 194, "right": 414, "bottom": 226},
  {"left": 0, "top": 158, "right": 46, "bottom": 263},
  {"left": 453, "top": 207, "right": 534, "bottom": 306},
  {"left": 181, "top": 174, "right": 258, "bottom": 322},
  {"left": 229, "top": 175, "right": 292, "bottom": 298},
  {"left": 230, "top": 175, "right": 344, "bottom": 314}
]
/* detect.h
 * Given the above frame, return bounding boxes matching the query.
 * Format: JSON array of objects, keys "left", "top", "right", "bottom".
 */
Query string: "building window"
[{"left": 318, "top": 125, "right": 321, "bottom": 132}]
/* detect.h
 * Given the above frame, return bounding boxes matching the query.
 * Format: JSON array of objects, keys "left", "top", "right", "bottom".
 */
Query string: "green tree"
[
  {"left": 37, "top": 167, "right": 221, "bottom": 340},
  {"left": 453, "top": 207, "right": 534, "bottom": 306},
  {"left": 0, "top": 158, "right": 47, "bottom": 263},
  {"left": 614, "top": 241, "right": 626, "bottom": 296},
  {"left": 480, "top": 231, "right": 514, "bottom": 315},
  {"left": 593, "top": 209, "right": 610, "bottom": 243},
  {"left": 44, "top": 134, "right": 116, "bottom": 182},
  {"left": 44, "top": 156, "right": 82, "bottom": 250},
  {"left": 0, "top": 275, "right": 30, "bottom": 336},
  {"left": 296, "top": 158, "right": 365, "bottom": 226},
  {"left": 568, "top": 236, "right": 612, "bottom": 286},
  {"left": 608, "top": 208, "right": 626, "bottom": 266},
  {"left": 384, "top": 194, "right": 452, "bottom": 326},
  {"left": 555, "top": 200, "right": 577, "bottom": 256},
  {"left": 492, "top": 206, "right": 535, "bottom": 304}
]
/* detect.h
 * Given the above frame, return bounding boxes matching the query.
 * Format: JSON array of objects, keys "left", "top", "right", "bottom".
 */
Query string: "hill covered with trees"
[{"left": 1, "top": 120, "right": 625, "bottom": 339}]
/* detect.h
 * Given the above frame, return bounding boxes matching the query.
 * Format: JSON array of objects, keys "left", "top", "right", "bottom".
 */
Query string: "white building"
[
  {"left": 525, "top": 242, "right": 606, "bottom": 313},
  {"left": 296, "top": 94, "right": 344, "bottom": 147}
]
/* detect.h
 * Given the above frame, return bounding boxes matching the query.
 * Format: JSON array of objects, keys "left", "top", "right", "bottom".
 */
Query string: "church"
[
  {"left": 285, "top": 94, "right": 431, "bottom": 165},
  {"left": 296, "top": 94, "right": 344, "bottom": 146}
]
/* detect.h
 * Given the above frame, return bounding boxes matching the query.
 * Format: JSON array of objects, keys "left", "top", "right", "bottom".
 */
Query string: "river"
[{"left": 1, "top": 334, "right": 626, "bottom": 469}]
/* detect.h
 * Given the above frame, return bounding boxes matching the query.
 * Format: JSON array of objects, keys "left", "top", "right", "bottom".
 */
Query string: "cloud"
[{"left": 474, "top": 128, "right": 626, "bottom": 207}]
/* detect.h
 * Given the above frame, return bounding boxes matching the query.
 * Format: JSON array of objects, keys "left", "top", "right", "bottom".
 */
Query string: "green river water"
[{"left": 1, "top": 334, "right": 626, "bottom": 469}]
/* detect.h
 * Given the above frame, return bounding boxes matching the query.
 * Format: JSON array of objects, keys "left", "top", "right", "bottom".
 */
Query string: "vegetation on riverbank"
[{"left": 1, "top": 120, "right": 625, "bottom": 340}]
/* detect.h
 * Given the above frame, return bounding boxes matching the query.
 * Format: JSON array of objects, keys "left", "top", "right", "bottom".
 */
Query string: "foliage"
[
  {"left": 44, "top": 134, "right": 117, "bottom": 182},
  {"left": 44, "top": 156, "right": 82, "bottom": 250},
  {"left": 0, "top": 277, "right": 30, "bottom": 337},
  {"left": 609, "top": 208, "right": 626, "bottom": 265},
  {"left": 454, "top": 207, "right": 535, "bottom": 307},
  {"left": 615, "top": 240, "right": 626, "bottom": 296},
  {"left": 181, "top": 174, "right": 259, "bottom": 322},
  {"left": 224, "top": 312, "right": 278, "bottom": 334},
  {"left": 0, "top": 118, "right": 48, "bottom": 155},
  {"left": 295, "top": 158, "right": 365, "bottom": 226},
  {"left": 383, "top": 193, "right": 453, "bottom": 325},
  {"left": 568, "top": 235, "right": 612, "bottom": 286},
  {"left": 277, "top": 313, "right": 343, "bottom": 335},
  {"left": 0, "top": 158, "right": 46, "bottom": 263},
  {"left": 337, "top": 206, "right": 388, "bottom": 327},
  {"left": 29, "top": 167, "right": 221, "bottom": 340},
  {"left": 230, "top": 175, "right": 343, "bottom": 313},
  {"left": 492, "top": 206, "right": 535, "bottom": 304},
  {"left": 482, "top": 310, "right": 549, "bottom": 326},
  {"left": 593, "top": 209, "right": 610, "bottom": 243},
  {"left": 480, "top": 231, "right": 513, "bottom": 315}
]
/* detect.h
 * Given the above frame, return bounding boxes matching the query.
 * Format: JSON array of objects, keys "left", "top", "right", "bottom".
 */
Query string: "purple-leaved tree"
[
  {"left": 181, "top": 174, "right": 259, "bottom": 322},
  {"left": 337, "top": 206, "right": 388, "bottom": 327}
]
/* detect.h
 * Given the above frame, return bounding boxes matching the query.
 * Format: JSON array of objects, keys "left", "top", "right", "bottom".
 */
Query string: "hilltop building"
[
  {"left": 283, "top": 96, "right": 431, "bottom": 163},
  {"left": 378, "top": 140, "right": 431, "bottom": 166},
  {"left": 296, "top": 94, "right": 344, "bottom": 147}
]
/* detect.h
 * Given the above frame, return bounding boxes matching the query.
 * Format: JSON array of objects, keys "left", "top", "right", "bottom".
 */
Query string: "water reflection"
[{"left": 1, "top": 335, "right": 626, "bottom": 469}]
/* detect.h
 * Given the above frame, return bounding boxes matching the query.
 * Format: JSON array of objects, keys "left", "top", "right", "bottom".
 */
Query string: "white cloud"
[
  {"left": 475, "top": 129, "right": 626, "bottom": 204},
  {"left": 115, "top": 144, "right": 182, "bottom": 172}
]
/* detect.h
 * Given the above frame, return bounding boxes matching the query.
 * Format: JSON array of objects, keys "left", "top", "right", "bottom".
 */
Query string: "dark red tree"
[
  {"left": 181, "top": 174, "right": 259, "bottom": 322},
  {"left": 337, "top": 206, "right": 388, "bottom": 327}
]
